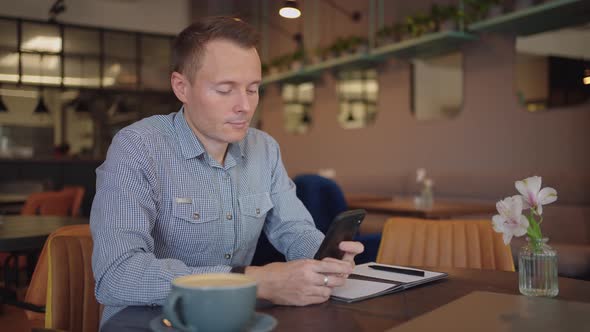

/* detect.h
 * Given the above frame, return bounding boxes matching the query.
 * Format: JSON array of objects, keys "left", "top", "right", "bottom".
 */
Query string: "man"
[{"left": 90, "top": 16, "right": 363, "bottom": 324}]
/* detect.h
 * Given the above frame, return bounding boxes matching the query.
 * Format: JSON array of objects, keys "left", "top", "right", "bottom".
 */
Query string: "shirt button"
[
  {"left": 224, "top": 253, "right": 231, "bottom": 259},
  {"left": 256, "top": 208, "right": 260, "bottom": 215},
  {"left": 193, "top": 213, "right": 200, "bottom": 220},
  {"left": 226, "top": 213, "right": 233, "bottom": 220}
]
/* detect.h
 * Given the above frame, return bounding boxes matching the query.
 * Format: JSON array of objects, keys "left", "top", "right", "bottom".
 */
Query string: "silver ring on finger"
[{"left": 323, "top": 275, "right": 329, "bottom": 287}]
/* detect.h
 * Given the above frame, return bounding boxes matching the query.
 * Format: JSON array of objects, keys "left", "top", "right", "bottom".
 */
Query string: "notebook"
[{"left": 331, "top": 262, "right": 448, "bottom": 303}]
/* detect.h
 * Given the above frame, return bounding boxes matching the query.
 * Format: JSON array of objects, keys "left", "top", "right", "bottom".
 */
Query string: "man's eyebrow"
[{"left": 214, "top": 80, "right": 261, "bottom": 86}]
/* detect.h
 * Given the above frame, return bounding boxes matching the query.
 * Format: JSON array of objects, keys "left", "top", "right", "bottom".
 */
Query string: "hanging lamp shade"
[
  {"left": 301, "top": 110, "right": 310, "bottom": 124},
  {"left": 279, "top": 0, "right": 301, "bottom": 19},
  {"left": 0, "top": 96, "right": 7, "bottom": 112},
  {"left": 34, "top": 92, "right": 49, "bottom": 113},
  {"left": 346, "top": 110, "right": 355, "bottom": 122},
  {"left": 0, "top": 83, "right": 8, "bottom": 112}
]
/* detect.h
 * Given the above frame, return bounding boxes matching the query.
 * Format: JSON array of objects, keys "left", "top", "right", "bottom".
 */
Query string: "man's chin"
[{"left": 225, "top": 128, "right": 249, "bottom": 143}]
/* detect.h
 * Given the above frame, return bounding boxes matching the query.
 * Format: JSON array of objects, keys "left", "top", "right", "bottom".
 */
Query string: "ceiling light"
[
  {"left": 584, "top": 69, "right": 590, "bottom": 85},
  {"left": 279, "top": 1, "right": 301, "bottom": 19}
]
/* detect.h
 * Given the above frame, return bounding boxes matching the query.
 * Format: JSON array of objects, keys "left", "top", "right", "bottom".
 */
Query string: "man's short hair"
[{"left": 172, "top": 16, "right": 260, "bottom": 82}]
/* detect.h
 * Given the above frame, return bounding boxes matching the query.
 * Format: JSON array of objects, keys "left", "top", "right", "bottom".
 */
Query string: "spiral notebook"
[{"left": 331, "top": 262, "right": 448, "bottom": 303}]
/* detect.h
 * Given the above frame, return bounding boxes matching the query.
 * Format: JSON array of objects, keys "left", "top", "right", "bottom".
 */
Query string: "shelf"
[
  {"left": 469, "top": 0, "right": 590, "bottom": 36},
  {"left": 262, "top": 31, "right": 476, "bottom": 86},
  {"left": 262, "top": 52, "right": 375, "bottom": 85},
  {"left": 369, "top": 31, "right": 477, "bottom": 60}
]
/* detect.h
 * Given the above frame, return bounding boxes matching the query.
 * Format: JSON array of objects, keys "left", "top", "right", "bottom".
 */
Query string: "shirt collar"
[
  {"left": 174, "top": 107, "right": 246, "bottom": 162},
  {"left": 174, "top": 107, "right": 206, "bottom": 160}
]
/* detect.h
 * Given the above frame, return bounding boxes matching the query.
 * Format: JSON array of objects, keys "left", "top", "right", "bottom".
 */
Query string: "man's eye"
[
  {"left": 247, "top": 89, "right": 258, "bottom": 95},
  {"left": 216, "top": 90, "right": 231, "bottom": 95}
]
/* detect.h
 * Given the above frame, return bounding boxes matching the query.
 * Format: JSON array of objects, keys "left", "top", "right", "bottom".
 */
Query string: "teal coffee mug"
[{"left": 164, "top": 273, "right": 257, "bottom": 332}]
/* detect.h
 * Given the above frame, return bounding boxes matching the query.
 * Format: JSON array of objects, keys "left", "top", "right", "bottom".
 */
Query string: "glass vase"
[
  {"left": 518, "top": 237, "right": 558, "bottom": 297},
  {"left": 414, "top": 185, "right": 434, "bottom": 210}
]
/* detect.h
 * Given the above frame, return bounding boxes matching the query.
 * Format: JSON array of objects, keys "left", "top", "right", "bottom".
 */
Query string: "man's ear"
[{"left": 171, "top": 71, "right": 189, "bottom": 104}]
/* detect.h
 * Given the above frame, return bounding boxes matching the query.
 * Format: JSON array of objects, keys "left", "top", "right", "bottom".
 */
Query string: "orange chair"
[
  {"left": 61, "top": 186, "right": 85, "bottom": 217},
  {"left": 21, "top": 191, "right": 77, "bottom": 216},
  {"left": 377, "top": 217, "right": 514, "bottom": 272},
  {"left": 2, "top": 191, "right": 80, "bottom": 285},
  {"left": 45, "top": 234, "right": 101, "bottom": 332},
  {"left": 24, "top": 224, "right": 91, "bottom": 322}
]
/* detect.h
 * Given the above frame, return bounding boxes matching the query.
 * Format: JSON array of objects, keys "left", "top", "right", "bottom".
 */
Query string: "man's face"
[{"left": 178, "top": 39, "right": 261, "bottom": 150}]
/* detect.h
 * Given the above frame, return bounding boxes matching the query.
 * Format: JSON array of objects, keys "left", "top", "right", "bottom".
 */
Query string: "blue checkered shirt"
[{"left": 90, "top": 108, "right": 324, "bottom": 325}]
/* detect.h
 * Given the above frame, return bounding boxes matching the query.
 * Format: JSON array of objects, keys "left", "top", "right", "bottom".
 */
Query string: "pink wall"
[
  {"left": 258, "top": 32, "right": 590, "bottom": 204},
  {"left": 194, "top": 0, "right": 590, "bottom": 204}
]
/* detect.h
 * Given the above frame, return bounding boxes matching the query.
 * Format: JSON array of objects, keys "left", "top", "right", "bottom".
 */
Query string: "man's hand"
[
  {"left": 245, "top": 258, "right": 352, "bottom": 306},
  {"left": 337, "top": 240, "right": 364, "bottom": 277},
  {"left": 244, "top": 241, "right": 364, "bottom": 306}
]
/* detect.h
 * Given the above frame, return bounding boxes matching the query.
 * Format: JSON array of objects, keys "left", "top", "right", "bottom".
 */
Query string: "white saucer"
[{"left": 150, "top": 312, "right": 277, "bottom": 332}]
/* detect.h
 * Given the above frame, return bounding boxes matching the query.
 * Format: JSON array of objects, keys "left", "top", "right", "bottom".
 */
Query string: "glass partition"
[
  {"left": 64, "top": 27, "right": 100, "bottom": 55},
  {"left": 0, "top": 18, "right": 173, "bottom": 91},
  {"left": 0, "top": 18, "right": 178, "bottom": 159},
  {"left": 0, "top": 19, "right": 17, "bottom": 49},
  {"left": 63, "top": 27, "right": 101, "bottom": 88},
  {"left": 21, "top": 22, "right": 61, "bottom": 53},
  {"left": 21, "top": 53, "right": 62, "bottom": 86},
  {"left": 141, "top": 35, "right": 173, "bottom": 91}
]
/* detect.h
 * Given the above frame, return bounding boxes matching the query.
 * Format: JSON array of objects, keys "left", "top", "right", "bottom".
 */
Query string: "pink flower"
[
  {"left": 492, "top": 195, "right": 530, "bottom": 245},
  {"left": 515, "top": 176, "right": 557, "bottom": 215}
]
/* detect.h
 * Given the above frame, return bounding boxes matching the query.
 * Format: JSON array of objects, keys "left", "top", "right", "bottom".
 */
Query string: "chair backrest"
[
  {"left": 21, "top": 191, "right": 77, "bottom": 216},
  {"left": 46, "top": 234, "right": 100, "bottom": 332},
  {"left": 25, "top": 224, "right": 91, "bottom": 322},
  {"left": 61, "top": 186, "right": 85, "bottom": 217},
  {"left": 293, "top": 174, "right": 348, "bottom": 234},
  {"left": 377, "top": 217, "right": 514, "bottom": 272}
]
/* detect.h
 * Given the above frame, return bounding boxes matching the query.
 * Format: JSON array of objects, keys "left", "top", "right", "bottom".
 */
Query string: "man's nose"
[{"left": 234, "top": 90, "right": 252, "bottom": 112}]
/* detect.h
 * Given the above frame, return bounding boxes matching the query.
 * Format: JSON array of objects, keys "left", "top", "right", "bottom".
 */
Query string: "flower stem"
[{"left": 526, "top": 212, "right": 543, "bottom": 240}]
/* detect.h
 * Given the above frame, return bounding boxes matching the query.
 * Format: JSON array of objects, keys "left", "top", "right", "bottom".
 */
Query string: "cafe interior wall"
[
  {"left": 0, "top": 0, "right": 189, "bottom": 35},
  {"left": 0, "top": 0, "right": 190, "bottom": 157},
  {"left": 244, "top": 0, "right": 590, "bottom": 205}
]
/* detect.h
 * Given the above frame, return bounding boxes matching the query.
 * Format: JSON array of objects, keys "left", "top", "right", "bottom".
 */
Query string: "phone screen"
[{"left": 314, "top": 209, "right": 365, "bottom": 260}]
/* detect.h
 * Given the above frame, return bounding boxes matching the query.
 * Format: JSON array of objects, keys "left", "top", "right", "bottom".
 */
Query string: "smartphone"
[{"left": 314, "top": 209, "right": 366, "bottom": 260}]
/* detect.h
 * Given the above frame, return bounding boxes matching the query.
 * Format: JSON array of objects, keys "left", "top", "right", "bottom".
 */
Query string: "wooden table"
[
  {"left": 0, "top": 194, "right": 29, "bottom": 205},
  {"left": 0, "top": 215, "right": 89, "bottom": 310},
  {"left": 101, "top": 268, "right": 590, "bottom": 331},
  {"left": 0, "top": 194, "right": 29, "bottom": 215},
  {"left": 347, "top": 196, "right": 496, "bottom": 219},
  {"left": 0, "top": 215, "right": 88, "bottom": 251}
]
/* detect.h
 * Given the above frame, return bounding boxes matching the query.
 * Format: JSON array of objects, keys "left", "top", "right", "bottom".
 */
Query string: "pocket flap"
[
  {"left": 238, "top": 192, "right": 274, "bottom": 217},
  {"left": 172, "top": 198, "right": 219, "bottom": 223}
]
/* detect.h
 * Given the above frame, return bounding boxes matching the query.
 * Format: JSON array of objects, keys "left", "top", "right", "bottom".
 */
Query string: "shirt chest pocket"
[
  {"left": 172, "top": 197, "right": 219, "bottom": 224},
  {"left": 167, "top": 198, "right": 220, "bottom": 257},
  {"left": 238, "top": 192, "right": 274, "bottom": 222}
]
